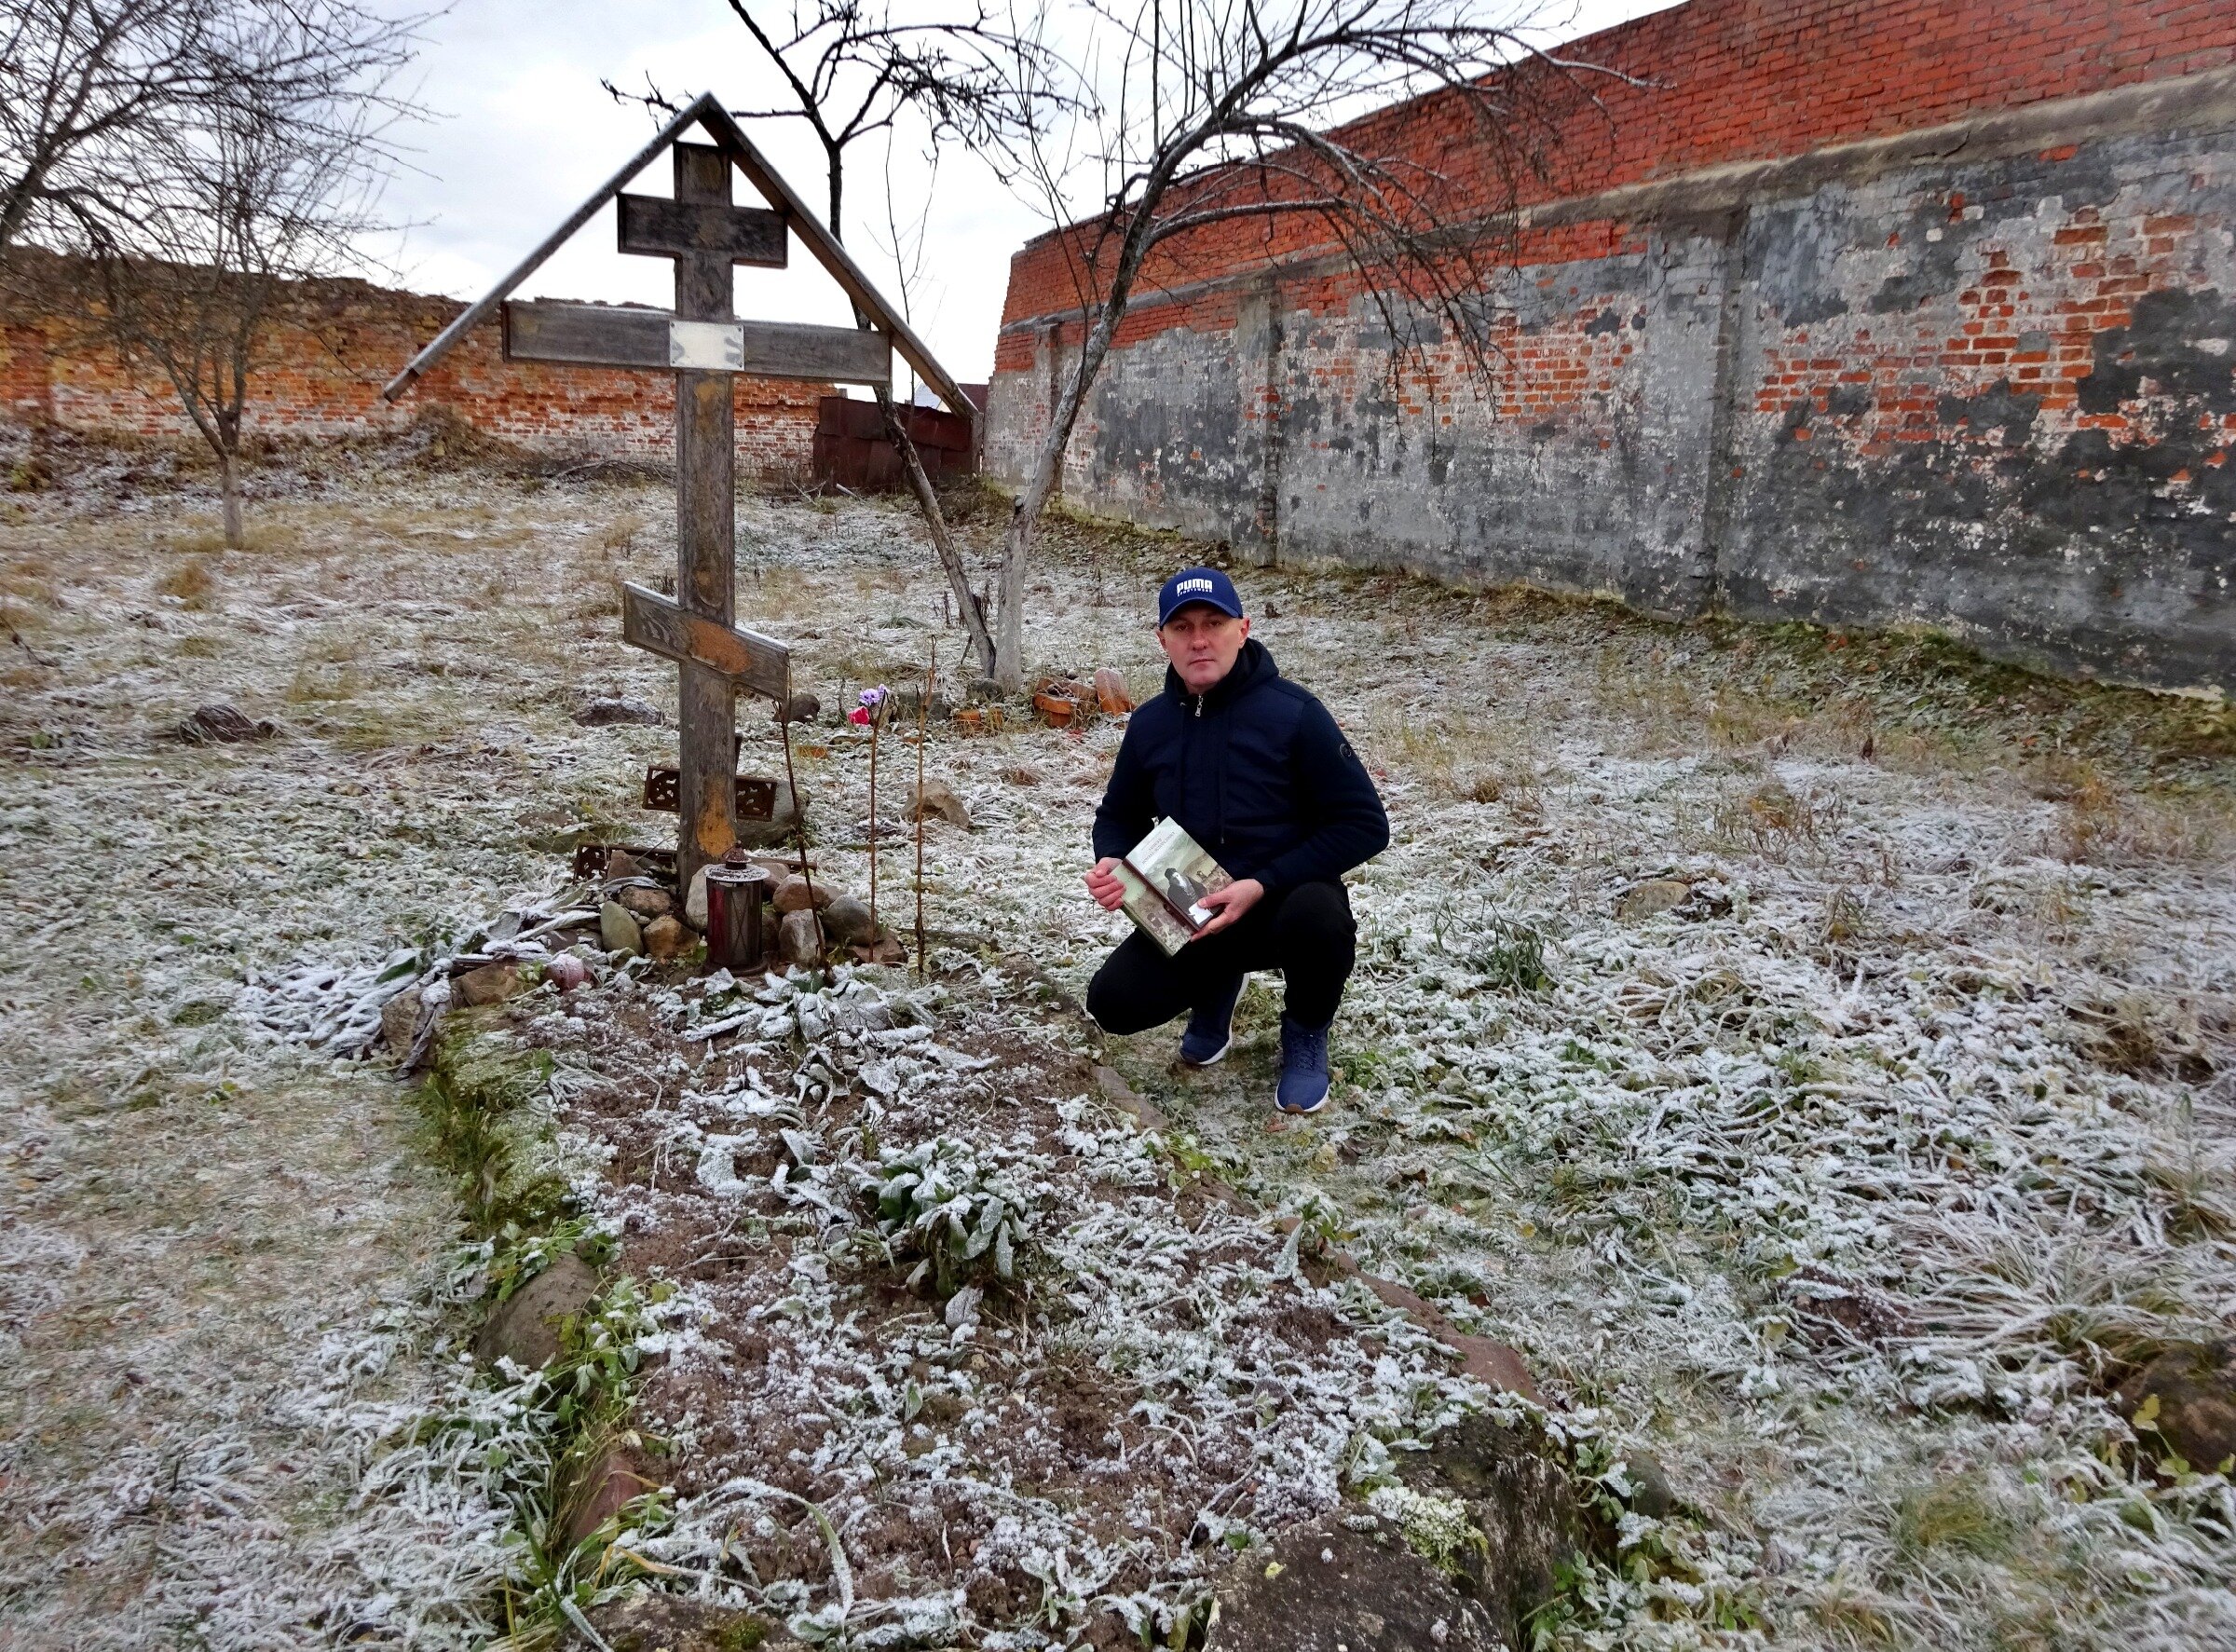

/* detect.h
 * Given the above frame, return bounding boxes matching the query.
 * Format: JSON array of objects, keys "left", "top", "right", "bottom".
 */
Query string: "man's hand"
[
  {"left": 1191, "top": 878, "right": 1264, "bottom": 938},
  {"left": 1084, "top": 856, "right": 1126, "bottom": 911}
]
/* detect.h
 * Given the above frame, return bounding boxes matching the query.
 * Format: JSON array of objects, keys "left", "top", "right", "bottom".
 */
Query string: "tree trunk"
[
  {"left": 219, "top": 445, "right": 242, "bottom": 549},
  {"left": 875, "top": 387, "right": 996, "bottom": 679},
  {"left": 993, "top": 305, "right": 1125, "bottom": 689}
]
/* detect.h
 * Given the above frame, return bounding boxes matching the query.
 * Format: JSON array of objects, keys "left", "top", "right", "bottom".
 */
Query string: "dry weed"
[
  {"left": 2052, "top": 774, "right": 2233, "bottom": 867},
  {"left": 1712, "top": 779, "right": 1843, "bottom": 858},
  {"left": 156, "top": 557, "right": 214, "bottom": 607},
  {"left": 284, "top": 663, "right": 365, "bottom": 703},
  {"left": 1361, "top": 706, "right": 1540, "bottom": 808}
]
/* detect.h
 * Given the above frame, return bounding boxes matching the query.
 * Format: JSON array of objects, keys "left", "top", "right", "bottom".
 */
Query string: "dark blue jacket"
[{"left": 1092, "top": 638, "right": 1388, "bottom": 894}]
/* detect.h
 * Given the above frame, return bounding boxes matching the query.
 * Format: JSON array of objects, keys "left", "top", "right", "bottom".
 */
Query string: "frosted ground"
[{"left": 1, "top": 443, "right": 2231, "bottom": 1648}]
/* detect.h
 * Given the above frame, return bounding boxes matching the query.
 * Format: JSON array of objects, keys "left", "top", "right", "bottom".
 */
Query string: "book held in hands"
[{"left": 1115, "top": 818, "right": 1233, "bottom": 955}]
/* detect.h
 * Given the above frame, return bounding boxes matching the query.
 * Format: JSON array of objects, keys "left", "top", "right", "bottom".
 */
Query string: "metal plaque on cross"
[{"left": 380, "top": 97, "right": 976, "bottom": 886}]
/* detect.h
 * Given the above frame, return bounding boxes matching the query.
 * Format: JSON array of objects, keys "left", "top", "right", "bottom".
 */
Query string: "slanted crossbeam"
[{"left": 620, "top": 580, "right": 789, "bottom": 699}]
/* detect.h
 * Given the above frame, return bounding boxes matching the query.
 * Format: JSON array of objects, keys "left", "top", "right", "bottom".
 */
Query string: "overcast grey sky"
[{"left": 383, "top": 0, "right": 1679, "bottom": 389}]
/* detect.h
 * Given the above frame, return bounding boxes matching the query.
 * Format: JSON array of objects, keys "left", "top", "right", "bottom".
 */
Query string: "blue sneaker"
[
  {"left": 1179, "top": 974, "right": 1247, "bottom": 1066},
  {"left": 1276, "top": 1017, "right": 1332, "bottom": 1113}
]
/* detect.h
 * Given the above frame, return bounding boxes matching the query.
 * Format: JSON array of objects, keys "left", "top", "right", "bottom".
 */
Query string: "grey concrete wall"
[{"left": 988, "top": 82, "right": 2236, "bottom": 697}]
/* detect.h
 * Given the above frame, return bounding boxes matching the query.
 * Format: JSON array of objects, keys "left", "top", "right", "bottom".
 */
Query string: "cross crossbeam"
[
  {"left": 502, "top": 299, "right": 890, "bottom": 383},
  {"left": 617, "top": 193, "right": 786, "bottom": 266}
]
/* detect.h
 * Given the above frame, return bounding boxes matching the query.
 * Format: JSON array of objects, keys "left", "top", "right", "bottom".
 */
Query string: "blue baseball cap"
[{"left": 1156, "top": 567, "right": 1245, "bottom": 626}]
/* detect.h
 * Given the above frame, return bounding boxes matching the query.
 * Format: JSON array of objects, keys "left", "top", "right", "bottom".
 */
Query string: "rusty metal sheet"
[
  {"left": 571, "top": 843, "right": 680, "bottom": 881},
  {"left": 642, "top": 766, "right": 776, "bottom": 819}
]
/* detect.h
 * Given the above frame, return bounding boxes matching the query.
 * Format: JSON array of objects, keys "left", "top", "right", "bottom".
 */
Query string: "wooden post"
[{"left": 674, "top": 142, "right": 738, "bottom": 888}]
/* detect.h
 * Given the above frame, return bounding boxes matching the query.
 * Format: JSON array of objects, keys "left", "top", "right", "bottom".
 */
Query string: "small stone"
[
  {"left": 616, "top": 885, "right": 673, "bottom": 921},
  {"left": 2121, "top": 1341, "right": 2236, "bottom": 1472},
  {"left": 456, "top": 961, "right": 525, "bottom": 1007},
  {"left": 966, "top": 676, "right": 1003, "bottom": 703},
  {"left": 1622, "top": 1451, "right": 1679, "bottom": 1518},
  {"left": 910, "top": 777, "right": 972, "bottom": 829},
  {"left": 544, "top": 953, "right": 588, "bottom": 992},
  {"left": 684, "top": 864, "right": 710, "bottom": 928},
  {"left": 643, "top": 914, "right": 689, "bottom": 961},
  {"left": 1616, "top": 879, "right": 1690, "bottom": 920},
  {"left": 779, "top": 908, "right": 825, "bottom": 967},
  {"left": 584, "top": 1593, "right": 777, "bottom": 1652},
  {"left": 773, "top": 690, "right": 821, "bottom": 724},
  {"left": 772, "top": 874, "right": 834, "bottom": 913},
  {"left": 852, "top": 932, "right": 907, "bottom": 966},
  {"left": 380, "top": 985, "right": 423, "bottom": 1055},
  {"left": 473, "top": 1252, "right": 599, "bottom": 1370},
  {"left": 175, "top": 703, "right": 275, "bottom": 744},
  {"left": 562, "top": 1447, "right": 660, "bottom": 1551},
  {"left": 604, "top": 848, "right": 642, "bottom": 881},
  {"left": 600, "top": 900, "right": 643, "bottom": 957},
  {"left": 574, "top": 696, "right": 662, "bottom": 727},
  {"left": 824, "top": 894, "right": 876, "bottom": 946}
]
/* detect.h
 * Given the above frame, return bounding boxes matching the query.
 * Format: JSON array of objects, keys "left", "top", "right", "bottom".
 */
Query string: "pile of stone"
[{"left": 593, "top": 851, "right": 910, "bottom": 972}]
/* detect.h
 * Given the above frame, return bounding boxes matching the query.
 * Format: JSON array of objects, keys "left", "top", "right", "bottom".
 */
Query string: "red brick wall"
[
  {"left": 997, "top": 0, "right": 2236, "bottom": 338},
  {"left": 985, "top": 0, "right": 2236, "bottom": 693},
  {"left": 0, "top": 272, "right": 827, "bottom": 471}
]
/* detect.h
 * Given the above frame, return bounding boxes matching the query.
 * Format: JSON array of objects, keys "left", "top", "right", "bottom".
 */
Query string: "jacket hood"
[{"left": 1161, "top": 636, "right": 1277, "bottom": 708}]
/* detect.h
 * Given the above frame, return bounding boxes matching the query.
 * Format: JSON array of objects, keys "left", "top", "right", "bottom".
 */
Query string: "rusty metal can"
[{"left": 704, "top": 858, "right": 769, "bottom": 971}]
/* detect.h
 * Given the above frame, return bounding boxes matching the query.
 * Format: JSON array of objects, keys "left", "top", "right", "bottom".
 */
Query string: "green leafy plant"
[{"left": 865, "top": 1135, "right": 1040, "bottom": 1298}]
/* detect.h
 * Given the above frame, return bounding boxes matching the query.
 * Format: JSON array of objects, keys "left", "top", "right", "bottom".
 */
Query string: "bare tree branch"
[
  {"left": 69, "top": 0, "right": 424, "bottom": 546},
  {"left": 966, "top": 0, "right": 1635, "bottom": 687}
]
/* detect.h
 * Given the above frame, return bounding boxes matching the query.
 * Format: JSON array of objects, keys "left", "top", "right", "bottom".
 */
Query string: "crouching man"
[{"left": 1083, "top": 567, "right": 1388, "bottom": 1113}]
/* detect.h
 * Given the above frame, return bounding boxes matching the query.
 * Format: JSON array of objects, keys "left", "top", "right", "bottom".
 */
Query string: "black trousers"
[{"left": 1086, "top": 880, "right": 1357, "bottom": 1034}]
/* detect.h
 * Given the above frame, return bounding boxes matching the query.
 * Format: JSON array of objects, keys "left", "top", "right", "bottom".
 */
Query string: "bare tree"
[
  {"left": 1, "top": 0, "right": 417, "bottom": 256},
  {"left": 1, "top": 0, "right": 220, "bottom": 253},
  {"left": 986, "top": 0, "right": 1623, "bottom": 688},
  {"left": 613, "top": 0, "right": 1072, "bottom": 679},
  {"left": 81, "top": 1, "right": 418, "bottom": 545}
]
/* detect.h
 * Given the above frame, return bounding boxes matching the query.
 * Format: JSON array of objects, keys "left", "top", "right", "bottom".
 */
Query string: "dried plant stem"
[
  {"left": 917, "top": 643, "right": 934, "bottom": 979},
  {"left": 868, "top": 703, "right": 879, "bottom": 935},
  {"left": 780, "top": 710, "right": 817, "bottom": 939}
]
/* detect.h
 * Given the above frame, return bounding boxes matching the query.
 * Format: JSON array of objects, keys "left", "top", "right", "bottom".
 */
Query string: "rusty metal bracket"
[
  {"left": 572, "top": 843, "right": 681, "bottom": 881},
  {"left": 643, "top": 765, "right": 777, "bottom": 819}
]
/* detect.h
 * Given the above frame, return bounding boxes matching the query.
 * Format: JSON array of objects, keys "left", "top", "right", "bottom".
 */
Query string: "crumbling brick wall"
[
  {"left": 0, "top": 270, "right": 826, "bottom": 473},
  {"left": 988, "top": 0, "right": 2236, "bottom": 695}
]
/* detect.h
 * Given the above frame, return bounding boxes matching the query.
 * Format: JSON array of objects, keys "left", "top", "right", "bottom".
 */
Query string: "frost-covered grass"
[{"left": 2, "top": 450, "right": 2229, "bottom": 1646}]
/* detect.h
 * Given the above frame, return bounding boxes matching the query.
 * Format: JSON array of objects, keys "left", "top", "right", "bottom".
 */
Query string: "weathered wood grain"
[
  {"left": 502, "top": 301, "right": 671, "bottom": 368},
  {"left": 618, "top": 192, "right": 786, "bottom": 266},
  {"left": 735, "top": 320, "right": 887, "bottom": 385},
  {"left": 621, "top": 582, "right": 790, "bottom": 698},
  {"left": 670, "top": 145, "right": 741, "bottom": 884},
  {"left": 500, "top": 301, "right": 888, "bottom": 385}
]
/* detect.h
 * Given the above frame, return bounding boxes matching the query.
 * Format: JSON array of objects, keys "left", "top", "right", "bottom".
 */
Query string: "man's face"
[{"left": 1157, "top": 603, "right": 1249, "bottom": 692}]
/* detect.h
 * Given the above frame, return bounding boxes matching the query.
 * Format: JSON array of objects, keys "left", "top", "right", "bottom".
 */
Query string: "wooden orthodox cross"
[{"left": 381, "top": 95, "right": 973, "bottom": 887}]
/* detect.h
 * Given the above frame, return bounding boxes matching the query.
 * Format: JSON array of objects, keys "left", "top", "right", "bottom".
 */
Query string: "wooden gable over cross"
[{"left": 383, "top": 94, "right": 971, "bottom": 885}]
